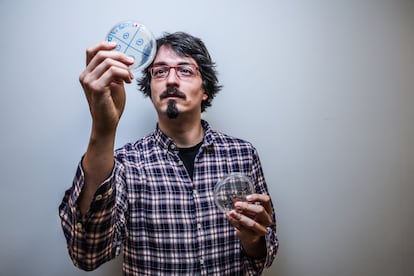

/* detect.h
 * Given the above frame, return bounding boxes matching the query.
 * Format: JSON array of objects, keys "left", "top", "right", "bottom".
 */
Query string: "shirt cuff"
[
  {"left": 68, "top": 160, "right": 117, "bottom": 222},
  {"left": 263, "top": 226, "right": 279, "bottom": 267}
]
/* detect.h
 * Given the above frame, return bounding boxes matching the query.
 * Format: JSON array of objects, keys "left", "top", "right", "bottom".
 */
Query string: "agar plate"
[
  {"left": 105, "top": 20, "right": 156, "bottom": 71},
  {"left": 214, "top": 173, "right": 254, "bottom": 213}
]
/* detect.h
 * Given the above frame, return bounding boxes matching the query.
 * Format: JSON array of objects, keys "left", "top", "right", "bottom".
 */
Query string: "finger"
[
  {"left": 246, "top": 193, "right": 273, "bottom": 215},
  {"left": 85, "top": 41, "right": 118, "bottom": 65},
  {"left": 234, "top": 201, "right": 273, "bottom": 227},
  {"left": 87, "top": 50, "right": 134, "bottom": 75},
  {"left": 227, "top": 210, "right": 268, "bottom": 236},
  {"left": 80, "top": 55, "right": 134, "bottom": 91},
  {"left": 85, "top": 66, "right": 133, "bottom": 92},
  {"left": 90, "top": 57, "right": 133, "bottom": 84}
]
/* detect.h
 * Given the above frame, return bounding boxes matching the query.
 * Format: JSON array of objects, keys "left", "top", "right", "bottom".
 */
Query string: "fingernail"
[
  {"left": 229, "top": 210, "right": 241, "bottom": 219},
  {"left": 234, "top": 201, "right": 243, "bottom": 209}
]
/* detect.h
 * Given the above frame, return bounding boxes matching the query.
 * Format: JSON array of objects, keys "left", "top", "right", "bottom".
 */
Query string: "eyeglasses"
[{"left": 149, "top": 64, "right": 199, "bottom": 80}]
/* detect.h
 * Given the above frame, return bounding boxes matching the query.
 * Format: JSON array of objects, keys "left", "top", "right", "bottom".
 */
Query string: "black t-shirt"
[{"left": 178, "top": 141, "right": 203, "bottom": 180}]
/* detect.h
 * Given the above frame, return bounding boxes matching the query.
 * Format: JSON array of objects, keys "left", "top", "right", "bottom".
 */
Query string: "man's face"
[{"left": 150, "top": 45, "right": 208, "bottom": 120}]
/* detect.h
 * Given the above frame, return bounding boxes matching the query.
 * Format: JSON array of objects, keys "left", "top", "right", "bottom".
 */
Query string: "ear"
[{"left": 202, "top": 93, "right": 208, "bottom": 101}]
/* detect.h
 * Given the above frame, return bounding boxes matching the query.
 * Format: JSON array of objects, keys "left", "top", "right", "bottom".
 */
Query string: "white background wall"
[{"left": 0, "top": 0, "right": 413, "bottom": 275}]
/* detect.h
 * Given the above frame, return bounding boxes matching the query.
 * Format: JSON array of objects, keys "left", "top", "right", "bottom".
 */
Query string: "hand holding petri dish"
[
  {"left": 214, "top": 173, "right": 254, "bottom": 213},
  {"left": 105, "top": 20, "right": 156, "bottom": 72}
]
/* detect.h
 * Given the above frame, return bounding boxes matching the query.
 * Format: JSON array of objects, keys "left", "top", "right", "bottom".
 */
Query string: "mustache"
[{"left": 160, "top": 87, "right": 186, "bottom": 100}]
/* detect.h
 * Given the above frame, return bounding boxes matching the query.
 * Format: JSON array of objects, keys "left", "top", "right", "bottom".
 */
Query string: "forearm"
[
  {"left": 79, "top": 129, "right": 116, "bottom": 215},
  {"left": 241, "top": 235, "right": 267, "bottom": 259}
]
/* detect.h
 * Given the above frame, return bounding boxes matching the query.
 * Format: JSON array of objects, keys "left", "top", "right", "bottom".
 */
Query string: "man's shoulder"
[
  {"left": 209, "top": 128, "right": 255, "bottom": 150},
  {"left": 203, "top": 120, "right": 252, "bottom": 145},
  {"left": 115, "top": 131, "right": 156, "bottom": 155}
]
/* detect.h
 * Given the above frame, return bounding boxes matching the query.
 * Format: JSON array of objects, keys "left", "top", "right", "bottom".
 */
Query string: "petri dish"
[
  {"left": 214, "top": 173, "right": 254, "bottom": 213},
  {"left": 105, "top": 20, "right": 156, "bottom": 71}
]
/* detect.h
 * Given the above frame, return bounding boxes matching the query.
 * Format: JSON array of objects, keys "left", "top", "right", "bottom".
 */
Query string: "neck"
[{"left": 158, "top": 115, "right": 204, "bottom": 148}]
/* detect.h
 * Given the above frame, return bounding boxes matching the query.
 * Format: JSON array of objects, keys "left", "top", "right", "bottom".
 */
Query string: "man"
[{"left": 59, "top": 32, "right": 278, "bottom": 275}]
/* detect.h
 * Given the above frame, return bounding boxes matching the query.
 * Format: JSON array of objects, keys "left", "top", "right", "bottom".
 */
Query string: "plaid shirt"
[{"left": 59, "top": 120, "right": 278, "bottom": 275}]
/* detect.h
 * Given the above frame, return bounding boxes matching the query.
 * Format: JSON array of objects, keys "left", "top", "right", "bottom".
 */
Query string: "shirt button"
[
  {"left": 95, "top": 194, "right": 103, "bottom": 201},
  {"left": 75, "top": 222, "right": 82, "bottom": 230},
  {"left": 192, "top": 190, "right": 198, "bottom": 197},
  {"left": 199, "top": 258, "right": 204, "bottom": 265},
  {"left": 170, "top": 144, "right": 176, "bottom": 150},
  {"left": 107, "top": 188, "right": 113, "bottom": 196},
  {"left": 178, "top": 160, "right": 183, "bottom": 166},
  {"left": 197, "top": 223, "right": 202, "bottom": 230}
]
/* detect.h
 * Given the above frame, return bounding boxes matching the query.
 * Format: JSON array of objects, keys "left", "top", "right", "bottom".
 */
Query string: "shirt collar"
[{"left": 153, "top": 120, "right": 214, "bottom": 151}]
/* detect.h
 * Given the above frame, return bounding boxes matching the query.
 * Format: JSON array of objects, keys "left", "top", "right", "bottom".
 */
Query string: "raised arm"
[{"left": 77, "top": 41, "right": 134, "bottom": 215}]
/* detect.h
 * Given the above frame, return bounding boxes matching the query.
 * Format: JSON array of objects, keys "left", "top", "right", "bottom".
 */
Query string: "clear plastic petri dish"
[
  {"left": 105, "top": 20, "right": 156, "bottom": 71},
  {"left": 214, "top": 173, "right": 254, "bottom": 213}
]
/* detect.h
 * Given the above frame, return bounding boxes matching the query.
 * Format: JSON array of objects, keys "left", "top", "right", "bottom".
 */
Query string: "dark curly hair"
[{"left": 138, "top": 32, "right": 222, "bottom": 112}]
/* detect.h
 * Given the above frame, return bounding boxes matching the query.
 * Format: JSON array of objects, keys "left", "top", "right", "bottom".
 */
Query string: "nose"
[{"left": 166, "top": 67, "right": 179, "bottom": 86}]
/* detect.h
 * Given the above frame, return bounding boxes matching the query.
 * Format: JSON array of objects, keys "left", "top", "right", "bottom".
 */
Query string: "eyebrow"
[{"left": 152, "top": 61, "right": 195, "bottom": 67}]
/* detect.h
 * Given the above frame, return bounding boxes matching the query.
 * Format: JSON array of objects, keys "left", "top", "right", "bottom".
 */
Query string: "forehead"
[{"left": 153, "top": 45, "right": 197, "bottom": 65}]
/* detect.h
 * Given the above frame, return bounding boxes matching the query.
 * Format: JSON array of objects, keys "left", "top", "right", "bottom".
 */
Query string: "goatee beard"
[{"left": 166, "top": 99, "right": 179, "bottom": 119}]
